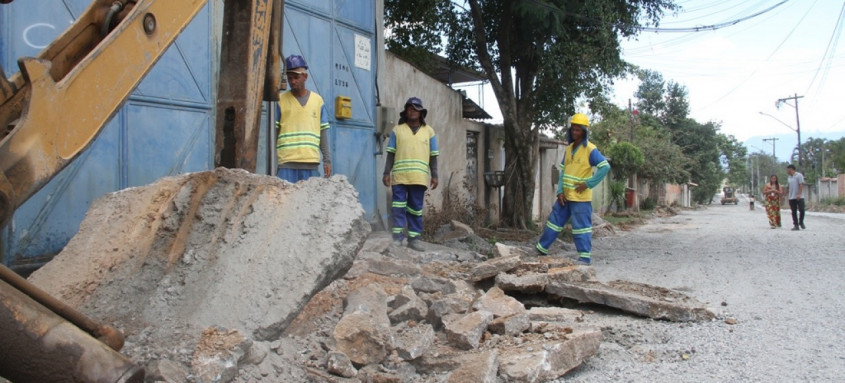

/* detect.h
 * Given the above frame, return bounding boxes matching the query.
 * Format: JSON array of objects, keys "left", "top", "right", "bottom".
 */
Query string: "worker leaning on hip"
[
  {"left": 536, "top": 113, "right": 610, "bottom": 265},
  {"left": 382, "top": 97, "right": 439, "bottom": 252},
  {"left": 275, "top": 54, "right": 332, "bottom": 182}
]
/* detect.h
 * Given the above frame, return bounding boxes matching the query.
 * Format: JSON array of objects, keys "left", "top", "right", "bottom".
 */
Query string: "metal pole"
[
  {"left": 794, "top": 93, "right": 802, "bottom": 167},
  {"left": 763, "top": 137, "right": 778, "bottom": 159}
]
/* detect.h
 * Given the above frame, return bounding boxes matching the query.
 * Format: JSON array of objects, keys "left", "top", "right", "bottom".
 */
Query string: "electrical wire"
[
  {"left": 640, "top": 0, "right": 790, "bottom": 32},
  {"left": 805, "top": 2, "right": 845, "bottom": 97},
  {"left": 700, "top": 0, "right": 818, "bottom": 110}
]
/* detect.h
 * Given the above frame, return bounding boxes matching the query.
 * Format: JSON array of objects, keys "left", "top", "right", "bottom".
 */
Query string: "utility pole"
[
  {"left": 777, "top": 94, "right": 803, "bottom": 167},
  {"left": 762, "top": 137, "right": 778, "bottom": 159}
]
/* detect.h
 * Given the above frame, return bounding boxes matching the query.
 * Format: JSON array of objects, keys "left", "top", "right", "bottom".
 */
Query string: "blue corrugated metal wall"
[
  {"left": 283, "top": 0, "right": 378, "bottom": 222},
  {"left": 0, "top": 0, "right": 223, "bottom": 268},
  {"left": 0, "top": 0, "right": 376, "bottom": 269}
]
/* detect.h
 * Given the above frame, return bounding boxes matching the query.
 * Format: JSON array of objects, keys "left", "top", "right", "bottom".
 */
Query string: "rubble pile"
[
  {"left": 27, "top": 168, "right": 371, "bottom": 381},
  {"left": 267, "top": 230, "right": 715, "bottom": 383},
  {"left": 26, "top": 172, "right": 714, "bottom": 382}
]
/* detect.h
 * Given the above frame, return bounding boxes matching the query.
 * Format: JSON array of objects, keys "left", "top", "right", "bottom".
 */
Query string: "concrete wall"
[
  {"left": 664, "top": 183, "right": 683, "bottom": 206},
  {"left": 817, "top": 177, "right": 839, "bottom": 200},
  {"left": 533, "top": 144, "right": 565, "bottom": 220},
  {"left": 378, "top": 53, "right": 486, "bottom": 219},
  {"left": 840, "top": 174, "right": 845, "bottom": 198}
]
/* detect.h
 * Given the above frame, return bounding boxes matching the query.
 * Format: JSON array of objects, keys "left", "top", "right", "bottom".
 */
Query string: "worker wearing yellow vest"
[
  {"left": 536, "top": 113, "right": 610, "bottom": 265},
  {"left": 382, "top": 97, "right": 439, "bottom": 251},
  {"left": 275, "top": 54, "right": 331, "bottom": 182}
]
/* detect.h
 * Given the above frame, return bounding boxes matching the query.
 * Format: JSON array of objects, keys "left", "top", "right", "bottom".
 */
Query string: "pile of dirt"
[{"left": 27, "top": 168, "right": 370, "bottom": 379}]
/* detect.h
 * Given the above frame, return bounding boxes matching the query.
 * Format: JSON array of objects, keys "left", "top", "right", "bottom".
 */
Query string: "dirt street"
[{"left": 557, "top": 203, "right": 845, "bottom": 382}]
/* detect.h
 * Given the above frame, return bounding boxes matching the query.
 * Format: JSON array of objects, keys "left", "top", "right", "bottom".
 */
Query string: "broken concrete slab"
[
  {"left": 191, "top": 327, "right": 251, "bottom": 383},
  {"left": 426, "top": 294, "right": 475, "bottom": 329},
  {"left": 472, "top": 286, "right": 526, "bottom": 318},
  {"left": 145, "top": 359, "right": 188, "bottom": 383},
  {"left": 333, "top": 285, "right": 393, "bottom": 366},
  {"left": 388, "top": 286, "right": 429, "bottom": 324},
  {"left": 442, "top": 311, "right": 494, "bottom": 350},
  {"left": 526, "top": 307, "right": 586, "bottom": 323},
  {"left": 497, "top": 328, "right": 601, "bottom": 382},
  {"left": 545, "top": 280, "right": 716, "bottom": 322},
  {"left": 547, "top": 265, "right": 597, "bottom": 283},
  {"left": 446, "top": 350, "right": 499, "bottom": 383},
  {"left": 411, "top": 277, "right": 458, "bottom": 294},
  {"left": 470, "top": 255, "right": 521, "bottom": 282},
  {"left": 495, "top": 271, "right": 548, "bottom": 293},
  {"left": 492, "top": 242, "right": 530, "bottom": 259},
  {"left": 28, "top": 168, "right": 370, "bottom": 342},
  {"left": 392, "top": 322, "right": 435, "bottom": 361},
  {"left": 511, "top": 261, "right": 550, "bottom": 274},
  {"left": 364, "top": 258, "right": 423, "bottom": 278},
  {"left": 326, "top": 351, "right": 357, "bottom": 378},
  {"left": 488, "top": 313, "right": 531, "bottom": 336}
]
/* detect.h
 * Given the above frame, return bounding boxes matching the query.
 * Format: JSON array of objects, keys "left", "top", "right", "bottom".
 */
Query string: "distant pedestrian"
[
  {"left": 536, "top": 113, "right": 610, "bottom": 265},
  {"left": 275, "top": 54, "right": 331, "bottom": 182},
  {"left": 786, "top": 164, "right": 805, "bottom": 230},
  {"left": 383, "top": 97, "right": 439, "bottom": 251},
  {"left": 762, "top": 174, "right": 782, "bottom": 228}
]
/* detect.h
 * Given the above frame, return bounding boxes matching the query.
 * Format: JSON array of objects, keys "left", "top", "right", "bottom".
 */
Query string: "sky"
[{"left": 456, "top": 0, "right": 845, "bottom": 165}]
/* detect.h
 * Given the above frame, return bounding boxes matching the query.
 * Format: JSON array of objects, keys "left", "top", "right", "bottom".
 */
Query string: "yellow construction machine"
[{"left": 0, "top": 0, "right": 283, "bottom": 381}]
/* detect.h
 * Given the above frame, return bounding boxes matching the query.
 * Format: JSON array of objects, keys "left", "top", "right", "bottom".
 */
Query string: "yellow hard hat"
[{"left": 571, "top": 113, "right": 589, "bottom": 127}]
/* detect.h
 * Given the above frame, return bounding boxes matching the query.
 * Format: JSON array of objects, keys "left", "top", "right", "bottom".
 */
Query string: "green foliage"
[
  {"left": 828, "top": 137, "right": 845, "bottom": 173},
  {"left": 820, "top": 197, "right": 845, "bottom": 207},
  {"left": 606, "top": 141, "right": 645, "bottom": 180},
  {"left": 640, "top": 197, "right": 656, "bottom": 210},
  {"left": 608, "top": 179, "right": 626, "bottom": 211}
]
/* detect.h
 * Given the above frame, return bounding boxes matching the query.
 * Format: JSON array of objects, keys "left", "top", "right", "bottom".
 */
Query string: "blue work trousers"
[
  {"left": 536, "top": 200, "right": 593, "bottom": 259},
  {"left": 392, "top": 184, "right": 426, "bottom": 241},
  {"left": 277, "top": 168, "right": 319, "bottom": 182}
]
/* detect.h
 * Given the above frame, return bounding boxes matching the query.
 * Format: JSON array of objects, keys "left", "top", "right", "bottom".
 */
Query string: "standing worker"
[
  {"left": 786, "top": 164, "right": 806, "bottom": 230},
  {"left": 275, "top": 54, "right": 331, "bottom": 182},
  {"left": 536, "top": 113, "right": 610, "bottom": 265},
  {"left": 383, "top": 97, "right": 439, "bottom": 251}
]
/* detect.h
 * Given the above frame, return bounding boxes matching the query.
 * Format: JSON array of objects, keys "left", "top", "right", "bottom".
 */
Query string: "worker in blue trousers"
[{"left": 536, "top": 113, "right": 610, "bottom": 265}]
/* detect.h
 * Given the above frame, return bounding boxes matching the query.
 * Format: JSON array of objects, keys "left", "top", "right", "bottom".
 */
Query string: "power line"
[
  {"left": 805, "top": 2, "right": 845, "bottom": 97},
  {"left": 640, "top": 0, "right": 790, "bottom": 32}
]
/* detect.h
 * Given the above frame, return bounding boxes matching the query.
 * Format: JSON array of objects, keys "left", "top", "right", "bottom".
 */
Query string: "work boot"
[
  {"left": 407, "top": 239, "right": 425, "bottom": 252},
  {"left": 791, "top": 226, "right": 800, "bottom": 231},
  {"left": 800, "top": 223, "right": 806, "bottom": 229},
  {"left": 576, "top": 257, "right": 591, "bottom": 266},
  {"left": 392, "top": 238, "right": 403, "bottom": 247}
]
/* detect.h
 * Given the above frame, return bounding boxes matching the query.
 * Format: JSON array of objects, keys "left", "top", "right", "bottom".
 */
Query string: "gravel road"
[{"left": 556, "top": 203, "right": 845, "bottom": 382}]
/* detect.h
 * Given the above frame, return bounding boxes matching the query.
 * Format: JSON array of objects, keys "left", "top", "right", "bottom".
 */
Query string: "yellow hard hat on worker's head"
[{"left": 571, "top": 113, "right": 590, "bottom": 127}]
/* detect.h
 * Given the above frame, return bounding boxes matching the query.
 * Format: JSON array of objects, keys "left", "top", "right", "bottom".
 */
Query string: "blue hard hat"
[{"left": 285, "top": 55, "right": 308, "bottom": 73}]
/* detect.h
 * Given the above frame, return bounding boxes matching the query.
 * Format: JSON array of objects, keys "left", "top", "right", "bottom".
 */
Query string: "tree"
[
  {"left": 385, "top": 0, "right": 677, "bottom": 228},
  {"left": 828, "top": 137, "right": 845, "bottom": 174},
  {"left": 606, "top": 142, "right": 644, "bottom": 180}
]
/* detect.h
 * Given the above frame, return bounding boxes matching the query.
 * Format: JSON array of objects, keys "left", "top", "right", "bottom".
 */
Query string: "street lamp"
[{"left": 759, "top": 111, "right": 802, "bottom": 166}]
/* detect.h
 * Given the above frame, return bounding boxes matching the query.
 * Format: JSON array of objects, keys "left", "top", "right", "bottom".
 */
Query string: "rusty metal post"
[
  {"left": 0, "top": 263, "right": 125, "bottom": 351},
  {"left": 215, "top": 0, "right": 276, "bottom": 171},
  {"left": 264, "top": 0, "right": 283, "bottom": 102},
  {"left": 0, "top": 278, "right": 144, "bottom": 383}
]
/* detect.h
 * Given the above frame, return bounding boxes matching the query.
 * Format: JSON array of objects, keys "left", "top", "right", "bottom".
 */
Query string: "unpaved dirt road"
[{"left": 556, "top": 202, "right": 845, "bottom": 382}]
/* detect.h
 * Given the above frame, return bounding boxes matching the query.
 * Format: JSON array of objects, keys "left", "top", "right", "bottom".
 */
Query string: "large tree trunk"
[{"left": 500, "top": 114, "right": 538, "bottom": 229}]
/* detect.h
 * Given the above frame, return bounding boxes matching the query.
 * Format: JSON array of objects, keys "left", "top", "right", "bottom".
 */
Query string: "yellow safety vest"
[
  {"left": 390, "top": 124, "right": 436, "bottom": 186},
  {"left": 562, "top": 142, "right": 598, "bottom": 202},
  {"left": 276, "top": 91, "right": 324, "bottom": 164}
]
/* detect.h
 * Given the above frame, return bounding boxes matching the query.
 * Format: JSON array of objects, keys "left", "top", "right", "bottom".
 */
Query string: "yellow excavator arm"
[{"left": 0, "top": 1, "right": 281, "bottom": 381}]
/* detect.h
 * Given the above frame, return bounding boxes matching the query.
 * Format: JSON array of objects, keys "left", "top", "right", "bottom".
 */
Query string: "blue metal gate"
[{"left": 0, "top": 0, "right": 221, "bottom": 269}]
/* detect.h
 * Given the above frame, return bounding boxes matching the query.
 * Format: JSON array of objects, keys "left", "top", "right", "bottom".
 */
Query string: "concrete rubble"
[{"left": 21, "top": 168, "right": 717, "bottom": 382}]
